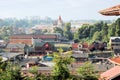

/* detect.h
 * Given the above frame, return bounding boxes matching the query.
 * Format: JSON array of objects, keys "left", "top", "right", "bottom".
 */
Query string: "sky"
[{"left": 0, "top": 0, "right": 120, "bottom": 21}]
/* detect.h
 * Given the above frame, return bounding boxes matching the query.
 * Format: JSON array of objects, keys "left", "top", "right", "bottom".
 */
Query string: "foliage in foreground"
[
  {"left": 52, "top": 48, "right": 74, "bottom": 80},
  {"left": 0, "top": 61, "right": 23, "bottom": 80},
  {"left": 77, "top": 61, "right": 98, "bottom": 80}
]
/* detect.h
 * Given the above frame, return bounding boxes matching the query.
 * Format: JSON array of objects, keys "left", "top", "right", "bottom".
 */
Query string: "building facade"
[
  {"left": 109, "top": 37, "right": 120, "bottom": 54},
  {"left": 10, "top": 34, "right": 62, "bottom": 46}
]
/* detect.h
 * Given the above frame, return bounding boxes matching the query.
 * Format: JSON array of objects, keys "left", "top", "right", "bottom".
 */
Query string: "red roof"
[
  {"left": 100, "top": 66, "right": 120, "bottom": 80},
  {"left": 72, "top": 43, "right": 79, "bottom": 49},
  {"left": 108, "top": 57, "right": 120, "bottom": 65},
  {"left": 10, "top": 34, "right": 57, "bottom": 39}
]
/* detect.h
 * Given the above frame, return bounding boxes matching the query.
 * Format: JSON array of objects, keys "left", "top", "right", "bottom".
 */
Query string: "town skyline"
[{"left": 0, "top": 0, "right": 120, "bottom": 21}]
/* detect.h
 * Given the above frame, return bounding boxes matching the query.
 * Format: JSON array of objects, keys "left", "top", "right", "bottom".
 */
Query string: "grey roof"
[
  {"left": 6, "top": 43, "right": 26, "bottom": 48},
  {"left": 110, "top": 37, "right": 120, "bottom": 40},
  {"left": 0, "top": 52, "right": 23, "bottom": 59},
  {"left": 93, "top": 63, "right": 114, "bottom": 72},
  {"left": 72, "top": 53, "right": 88, "bottom": 58},
  {"left": 22, "top": 67, "right": 52, "bottom": 71}
]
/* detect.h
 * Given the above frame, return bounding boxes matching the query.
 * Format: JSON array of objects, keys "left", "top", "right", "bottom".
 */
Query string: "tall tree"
[
  {"left": 101, "top": 23, "right": 109, "bottom": 42},
  {"left": 115, "top": 18, "right": 120, "bottom": 36},
  {"left": 64, "top": 22, "right": 71, "bottom": 31},
  {"left": 108, "top": 23, "right": 116, "bottom": 37},
  {"left": 74, "top": 32, "right": 79, "bottom": 40},
  {"left": 92, "top": 31, "right": 102, "bottom": 41},
  {"left": 64, "top": 22, "right": 73, "bottom": 40}
]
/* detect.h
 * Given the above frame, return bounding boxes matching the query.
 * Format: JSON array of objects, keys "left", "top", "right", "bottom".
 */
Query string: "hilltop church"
[
  {"left": 56, "top": 16, "right": 64, "bottom": 29},
  {"left": 30, "top": 16, "right": 65, "bottom": 34}
]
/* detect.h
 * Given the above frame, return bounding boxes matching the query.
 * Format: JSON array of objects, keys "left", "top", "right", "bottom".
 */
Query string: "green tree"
[
  {"left": 94, "top": 21, "right": 103, "bottom": 31},
  {"left": 92, "top": 31, "right": 102, "bottom": 41},
  {"left": 77, "top": 61, "right": 98, "bottom": 80},
  {"left": 115, "top": 18, "right": 120, "bottom": 36},
  {"left": 52, "top": 49, "right": 74, "bottom": 80},
  {"left": 108, "top": 23, "right": 116, "bottom": 37},
  {"left": 42, "top": 29, "right": 48, "bottom": 33},
  {"left": 0, "top": 61, "right": 23, "bottom": 80},
  {"left": 64, "top": 22, "right": 71, "bottom": 31},
  {"left": 53, "top": 27, "right": 63, "bottom": 36},
  {"left": 77, "top": 24, "right": 92, "bottom": 40},
  {"left": 0, "top": 26, "right": 13, "bottom": 41},
  {"left": 74, "top": 32, "right": 79, "bottom": 40},
  {"left": 29, "top": 66, "right": 39, "bottom": 75},
  {"left": 101, "top": 23, "right": 109, "bottom": 42},
  {"left": 27, "top": 65, "right": 53, "bottom": 80},
  {"left": 64, "top": 22, "right": 73, "bottom": 40}
]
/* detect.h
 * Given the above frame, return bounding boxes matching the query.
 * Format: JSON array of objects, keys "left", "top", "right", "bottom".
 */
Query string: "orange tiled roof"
[
  {"left": 99, "top": 4, "right": 120, "bottom": 16},
  {"left": 108, "top": 57, "right": 120, "bottom": 65},
  {"left": 100, "top": 66, "right": 120, "bottom": 80}
]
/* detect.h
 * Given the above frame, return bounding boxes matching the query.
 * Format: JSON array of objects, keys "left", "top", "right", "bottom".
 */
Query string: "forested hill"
[
  {"left": 74, "top": 18, "right": 120, "bottom": 43},
  {"left": 0, "top": 17, "right": 114, "bottom": 28},
  {"left": 0, "top": 17, "right": 53, "bottom": 28}
]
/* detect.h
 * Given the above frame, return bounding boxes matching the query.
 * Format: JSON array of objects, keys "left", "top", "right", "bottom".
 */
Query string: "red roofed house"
[
  {"left": 108, "top": 57, "right": 120, "bottom": 66},
  {"left": 100, "top": 66, "right": 120, "bottom": 80},
  {"left": 72, "top": 43, "right": 79, "bottom": 50},
  {"left": 72, "top": 43, "right": 89, "bottom": 50},
  {"left": 10, "top": 34, "right": 61, "bottom": 46}
]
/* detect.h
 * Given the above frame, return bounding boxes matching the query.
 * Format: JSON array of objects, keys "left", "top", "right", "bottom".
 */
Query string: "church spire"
[
  {"left": 58, "top": 15, "right": 63, "bottom": 24},
  {"left": 58, "top": 15, "right": 62, "bottom": 22},
  {"left": 57, "top": 15, "right": 64, "bottom": 29}
]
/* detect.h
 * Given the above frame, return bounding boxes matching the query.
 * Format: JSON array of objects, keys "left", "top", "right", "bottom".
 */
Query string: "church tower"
[{"left": 57, "top": 16, "right": 64, "bottom": 29}]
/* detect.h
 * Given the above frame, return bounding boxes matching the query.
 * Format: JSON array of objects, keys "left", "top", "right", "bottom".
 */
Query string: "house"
[
  {"left": 108, "top": 57, "right": 120, "bottom": 66},
  {"left": 72, "top": 43, "right": 79, "bottom": 50},
  {"left": 10, "top": 34, "right": 62, "bottom": 46},
  {"left": 29, "top": 42, "right": 54, "bottom": 56},
  {"left": 10, "top": 35, "right": 33, "bottom": 45},
  {"left": 0, "top": 52, "right": 24, "bottom": 61},
  {"left": 21, "top": 67, "right": 52, "bottom": 77},
  {"left": 109, "top": 37, "right": 120, "bottom": 54},
  {"left": 0, "top": 40, "right": 7, "bottom": 48},
  {"left": 88, "top": 41, "right": 107, "bottom": 52},
  {"left": 54, "top": 43, "right": 71, "bottom": 51},
  {"left": 31, "top": 24, "right": 54, "bottom": 33},
  {"left": 100, "top": 66, "right": 120, "bottom": 80},
  {"left": 34, "top": 42, "right": 54, "bottom": 52},
  {"left": 72, "top": 43, "right": 89, "bottom": 51},
  {"left": 5, "top": 43, "right": 28, "bottom": 53},
  {"left": 72, "top": 51, "right": 88, "bottom": 62}
]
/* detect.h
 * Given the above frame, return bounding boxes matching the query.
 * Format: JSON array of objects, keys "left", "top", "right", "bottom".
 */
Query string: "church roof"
[{"left": 58, "top": 15, "right": 63, "bottom": 24}]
